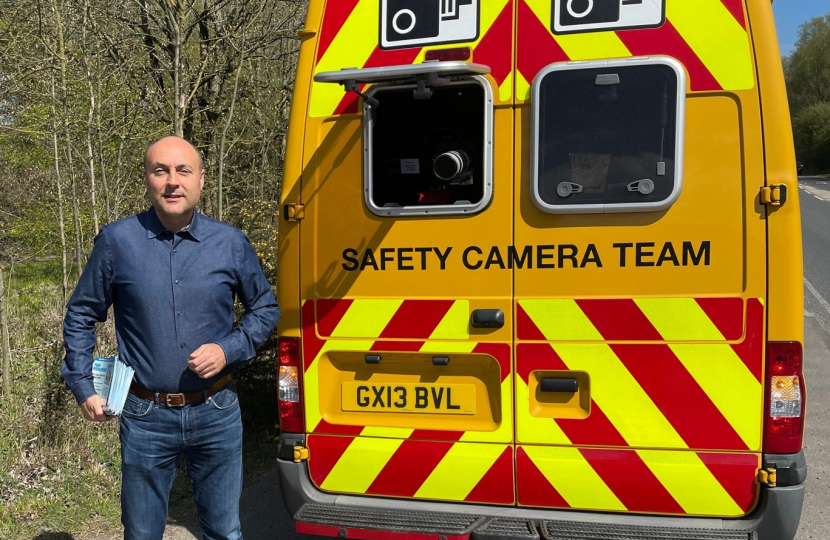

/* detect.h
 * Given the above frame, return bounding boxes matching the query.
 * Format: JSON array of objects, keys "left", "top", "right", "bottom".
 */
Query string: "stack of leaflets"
[{"left": 92, "top": 355, "right": 135, "bottom": 416}]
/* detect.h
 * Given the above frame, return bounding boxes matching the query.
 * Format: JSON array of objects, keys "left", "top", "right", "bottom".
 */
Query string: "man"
[{"left": 61, "top": 136, "right": 280, "bottom": 540}]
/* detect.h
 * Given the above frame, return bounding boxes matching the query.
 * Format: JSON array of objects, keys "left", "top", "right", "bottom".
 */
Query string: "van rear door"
[
  {"left": 300, "top": 0, "right": 518, "bottom": 506},
  {"left": 513, "top": 0, "right": 766, "bottom": 517}
]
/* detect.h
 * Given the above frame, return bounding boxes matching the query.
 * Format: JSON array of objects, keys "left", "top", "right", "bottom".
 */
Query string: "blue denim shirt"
[{"left": 61, "top": 208, "right": 280, "bottom": 404}]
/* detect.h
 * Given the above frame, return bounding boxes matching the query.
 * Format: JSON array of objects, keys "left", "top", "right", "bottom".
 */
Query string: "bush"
[{"left": 793, "top": 102, "right": 830, "bottom": 172}]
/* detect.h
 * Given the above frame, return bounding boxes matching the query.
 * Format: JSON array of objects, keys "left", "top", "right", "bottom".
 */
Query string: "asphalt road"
[
  {"left": 794, "top": 178, "right": 830, "bottom": 540},
  {"left": 159, "top": 181, "right": 830, "bottom": 540}
]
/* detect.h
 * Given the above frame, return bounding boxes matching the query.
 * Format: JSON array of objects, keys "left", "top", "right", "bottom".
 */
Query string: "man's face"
[{"left": 143, "top": 137, "right": 204, "bottom": 224}]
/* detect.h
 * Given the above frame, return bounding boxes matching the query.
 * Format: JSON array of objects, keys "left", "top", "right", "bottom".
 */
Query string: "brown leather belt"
[{"left": 129, "top": 375, "right": 232, "bottom": 407}]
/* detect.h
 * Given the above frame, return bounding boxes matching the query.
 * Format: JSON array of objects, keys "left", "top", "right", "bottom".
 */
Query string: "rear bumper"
[{"left": 277, "top": 438, "right": 805, "bottom": 540}]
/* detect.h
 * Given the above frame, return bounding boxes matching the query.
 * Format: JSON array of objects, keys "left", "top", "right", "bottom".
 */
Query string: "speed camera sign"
[
  {"left": 380, "top": 0, "right": 480, "bottom": 49},
  {"left": 552, "top": 0, "right": 665, "bottom": 34}
]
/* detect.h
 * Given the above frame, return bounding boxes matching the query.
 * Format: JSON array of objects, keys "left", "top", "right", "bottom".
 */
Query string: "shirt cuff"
[
  {"left": 69, "top": 379, "right": 97, "bottom": 406},
  {"left": 214, "top": 339, "right": 236, "bottom": 366}
]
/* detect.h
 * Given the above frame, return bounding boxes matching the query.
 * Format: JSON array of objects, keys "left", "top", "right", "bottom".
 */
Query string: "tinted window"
[{"left": 535, "top": 64, "right": 679, "bottom": 208}]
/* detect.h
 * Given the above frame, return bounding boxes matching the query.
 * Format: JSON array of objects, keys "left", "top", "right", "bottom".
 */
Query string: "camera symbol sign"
[
  {"left": 552, "top": 0, "right": 665, "bottom": 34},
  {"left": 380, "top": 0, "right": 480, "bottom": 50}
]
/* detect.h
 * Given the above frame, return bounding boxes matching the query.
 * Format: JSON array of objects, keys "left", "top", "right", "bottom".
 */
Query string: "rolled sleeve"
[
  {"left": 62, "top": 229, "right": 114, "bottom": 404},
  {"left": 215, "top": 234, "right": 280, "bottom": 365}
]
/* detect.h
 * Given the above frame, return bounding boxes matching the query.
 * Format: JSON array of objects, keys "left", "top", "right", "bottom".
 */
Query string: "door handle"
[
  {"left": 470, "top": 309, "right": 504, "bottom": 328},
  {"left": 540, "top": 378, "right": 578, "bottom": 393}
]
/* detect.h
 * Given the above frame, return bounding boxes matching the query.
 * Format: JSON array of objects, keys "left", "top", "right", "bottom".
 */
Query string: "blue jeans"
[{"left": 119, "top": 383, "right": 243, "bottom": 540}]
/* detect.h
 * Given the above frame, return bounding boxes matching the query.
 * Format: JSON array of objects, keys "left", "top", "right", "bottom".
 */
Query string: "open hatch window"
[
  {"left": 315, "top": 62, "right": 493, "bottom": 217},
  {"left": 531, "top": 57, "right": 686, "bottom": 214}
]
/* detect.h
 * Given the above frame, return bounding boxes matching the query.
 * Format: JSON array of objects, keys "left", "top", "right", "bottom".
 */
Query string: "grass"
[{"left": 0, "top": 259, "right": 281, "bottom": 539}]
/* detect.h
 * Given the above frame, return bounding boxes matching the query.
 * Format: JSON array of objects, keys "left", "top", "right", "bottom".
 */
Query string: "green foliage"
[
  {"left": 793, "top": 102, "right": 830, "bottom": 171},
  {"left": 785, "top": 13, "right": 830, "bottom": 171},
  {"left": 0, "top": 261, "right": 122, "bottom": 540}
]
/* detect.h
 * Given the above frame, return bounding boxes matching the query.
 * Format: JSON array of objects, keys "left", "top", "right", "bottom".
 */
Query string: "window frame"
[
  {"left": 530, "top": 56, "right": 687, "bottom": 214},
  {"left": 363, "top": 75, "right": 495, "bottom": 217}
]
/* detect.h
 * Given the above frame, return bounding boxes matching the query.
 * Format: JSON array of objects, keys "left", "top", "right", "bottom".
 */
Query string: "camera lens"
[{"left": 433, "top": 150, "right": 470, "bottom": 181}]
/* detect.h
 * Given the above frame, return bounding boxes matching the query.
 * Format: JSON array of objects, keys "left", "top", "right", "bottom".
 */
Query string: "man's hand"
[
  {"left": 188, "top": 343, "right": 227, "bottom": 379},
  {"left": 81, "top": 394, "right": 112, "bottom": 422}
]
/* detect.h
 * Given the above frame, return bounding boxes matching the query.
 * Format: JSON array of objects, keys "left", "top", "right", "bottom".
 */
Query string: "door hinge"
[
  {"left": 760, "top": 185, "right": 788, "bottom": 206},
  {"left": 293, "top": 445, "right": 310, "bottom": 463},
  {"left": 284, "top": 203, "right": 305, "bottom": 222},
  {"left": 758, "top": 466, "right": 777, "bottom": 487}
]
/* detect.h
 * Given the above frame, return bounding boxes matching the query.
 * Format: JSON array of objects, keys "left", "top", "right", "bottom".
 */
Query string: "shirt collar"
[{"left": 145, "top": 207, "right": 202, "bottom": 241}]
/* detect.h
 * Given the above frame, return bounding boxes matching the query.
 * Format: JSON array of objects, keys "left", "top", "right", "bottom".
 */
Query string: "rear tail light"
[
  {"left": 764, "top": 342, "right": 805, "bottom": 454},
  {"left": 278, "top": 337, "right": 304, "bottom": 433}
]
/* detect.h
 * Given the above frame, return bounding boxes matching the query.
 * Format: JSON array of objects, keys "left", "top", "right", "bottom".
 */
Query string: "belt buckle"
[{"left": 165, "top": 393, "right": 186, "bottom": 407}]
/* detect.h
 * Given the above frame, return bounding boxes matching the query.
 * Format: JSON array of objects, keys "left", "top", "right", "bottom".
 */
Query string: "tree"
[
  {"left": 0, "top": 0, "right": 305, "bottom": 270},
  {"left": 785, "top": 13, "right": 830, "bottom": 170}
]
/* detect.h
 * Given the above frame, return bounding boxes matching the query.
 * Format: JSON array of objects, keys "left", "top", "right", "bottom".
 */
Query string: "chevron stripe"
[
  {"left": 637, "top": 449, "right": 744, "bottom": 516},
  {"left": 516, "top": 447, "right": 570, "bottom": 508},
  {"left": 515, "top": 342, "right": 627, "bottom": 447},
  {"left": 330, "top": 299, "right": 404, "bottom": 338},
  {"left": 428, "top": 300, "right": 470, "bottom": 340},
  {"left": 554, "top": 343, "right": 688, "bottom": 449},
  {"left": 521, "top": 0, "right": 633, "bottom": 71},
  {"left": 580, "top": 448, "right": 685, "bottom": 514},
  {"left": 366, "top": 439, "right": 455, "bottom": 497},
  {"left": 516, "top": 0, "right": 754, "bottom": 96},
  {"left": 310, "top": 435, "right": 513, "bottom": 503},
  {"left": 321, "top": 435, "right": 405, "bottom": 493},
  {"left": 414, "top": 442, "right": 507, "bottom": 501},
  {"left": 520, "top": 299, "right": 603, "bottom": 341},
  {"left": 310, "top": 0, "right": 379, "bottom": 117},
  {"left": 613, "top": 343, "right": 749, "bottom": 451},
  {"left": 522, "top": 445, "right": 626, "bottom": 511},
  {"left": 464, "top": 0, "right": 514, "bottom": 95},
  {"left": 669, "top": 344, "right": 763, "bottom": 450},
  {"left": 635, "top": 297, "right": 725, "bottom": 341},
  {"left": 518, "top": 445, "right": 757, "bottom": 516},
  {"left": 315, "top": 0, "right": 361, "bottom": 62},
  {"left": 666, "top": 0, "right": 754, "bottom": 90},
  {"left": 310, "top": 0, "right": 515, "bottom": 116}
]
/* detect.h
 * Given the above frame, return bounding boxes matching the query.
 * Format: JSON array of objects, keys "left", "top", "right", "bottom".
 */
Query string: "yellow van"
[{"left": 276, "top": 1, "right": 806, "bottom": 539}]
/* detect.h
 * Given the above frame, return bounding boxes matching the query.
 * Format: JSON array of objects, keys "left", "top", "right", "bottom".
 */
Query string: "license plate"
[{"left": 341, "top": 382, "right": 476, "bottom": 415}]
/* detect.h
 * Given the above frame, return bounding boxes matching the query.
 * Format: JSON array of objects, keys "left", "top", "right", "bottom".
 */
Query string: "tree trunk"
[
  {"left": 51, "top": 0, "right": 83, "bottom": 276},
  {"left": 82, "top": 0, "right": 100, "bottom": 235},
  {"left": 0, "top": 268, "right": 11, "bottom": 396},
  {"left": 218, "top": 35, "right": 245, "bottom": 222},
  {"left": 50, "top": 70, "right": 69, "bottom": 303},
  {"left": 172, "top": 1, "right": 183, "bottom": 137}
]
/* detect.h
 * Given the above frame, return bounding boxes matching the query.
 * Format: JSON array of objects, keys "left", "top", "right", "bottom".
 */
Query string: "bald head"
[
  {"left": 144, "top": 136, "right": 203, "bottom": 172},
  {"left": 143, "top": 135, "right": 205, "bottom": 232}
]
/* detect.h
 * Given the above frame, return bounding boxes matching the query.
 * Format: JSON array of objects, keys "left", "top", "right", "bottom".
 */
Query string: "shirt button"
[
  {"left": 180, "top": 342, "right": 186, "bottom": 348},
  {"left": 177, "top": 311, "right": 182, "bottom": 316},
  {"left": 175, "top": 279, "right": 179, "bottom": 284},
  {"left": 173, "top": 248, "right": 178, "bottom": 253}
]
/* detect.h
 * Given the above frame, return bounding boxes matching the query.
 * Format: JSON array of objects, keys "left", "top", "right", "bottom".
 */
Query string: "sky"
[{"left": 772, "top": 0, "right": 829, "bottom": 57}]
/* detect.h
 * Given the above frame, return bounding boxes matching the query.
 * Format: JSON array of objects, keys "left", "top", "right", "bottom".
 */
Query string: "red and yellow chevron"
[
  {"left": 517, "top": 0, "right": 755, "bottom": 99},
  {"left": 310, "top": 0, "right": 514, "bottom": 116},
  {"left": 309, "top": 0, "right": 755, "bottom": 117},
  {"left": 300, "top": 296, "right": 763, "bottom": 514},
  {"left": 515, "top": 296, "right": 764, "bottom": 517},
  {"left": 516, "top": 298, "right": 764, "bottom": 452},
  {"left": 301, "top": 299, "right": 514, "bottom": 443},
  {"left": 517, "top": 446, "right": 759, "bottom": 516},
  {"left": 308, "top": 435, "right": 515, "bottom": 504}
]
